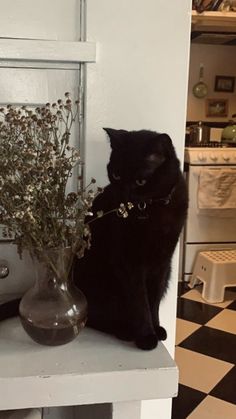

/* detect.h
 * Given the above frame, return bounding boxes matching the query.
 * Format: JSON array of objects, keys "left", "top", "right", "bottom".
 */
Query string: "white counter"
[{"left": 0, "top": 318, "right": 178, "bottom": 411}]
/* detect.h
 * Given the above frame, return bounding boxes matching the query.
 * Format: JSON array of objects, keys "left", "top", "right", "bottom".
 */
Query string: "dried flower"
[
  {"left": 0, "top": 95, "right": 95, "bottom": 261},
  {"left": 0, "top": 95, "right": 134, "bottom": 276}
]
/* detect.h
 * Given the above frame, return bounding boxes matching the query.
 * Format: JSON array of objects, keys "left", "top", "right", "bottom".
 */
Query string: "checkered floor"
[{"left": 172, "top": 283, "right": 236, "bottom": 419}]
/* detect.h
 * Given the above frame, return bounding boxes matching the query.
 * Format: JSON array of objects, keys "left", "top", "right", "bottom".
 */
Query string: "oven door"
[{"left": 186, "top": 165, "right": 236, "bottom": 243}]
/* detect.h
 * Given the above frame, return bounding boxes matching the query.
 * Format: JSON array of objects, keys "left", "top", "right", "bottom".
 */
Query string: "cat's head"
[{"left": 104, "top": 128, "right": 178, "bottom": 200}]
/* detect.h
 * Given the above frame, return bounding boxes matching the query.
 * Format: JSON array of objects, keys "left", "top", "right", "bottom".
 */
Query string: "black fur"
[{"left": 74, "top": 129, "right": 188, "bottom": 350}]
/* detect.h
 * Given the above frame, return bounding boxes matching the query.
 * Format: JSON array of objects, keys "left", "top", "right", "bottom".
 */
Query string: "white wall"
[
  {"left": 187, "top": 44, "right": 236, "bottom": 122},
  {"left": 86, "top": 1, "right": 191, "bottom": 418}
]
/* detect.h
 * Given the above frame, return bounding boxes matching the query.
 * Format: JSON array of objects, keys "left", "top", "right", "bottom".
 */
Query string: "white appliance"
[{"left": 181, "top": 145, "right": 236, "bottom": 282}]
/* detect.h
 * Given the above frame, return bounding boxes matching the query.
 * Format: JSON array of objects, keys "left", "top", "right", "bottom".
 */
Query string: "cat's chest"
[
  {"left": 96, "top": 185, "right": 177, "bottom": 242},
  {"left": 108, "top": 211, "right": 173, "bottom": 264},
  {"left": 112, "top": 205, "right": 174, "bottom": 240}
]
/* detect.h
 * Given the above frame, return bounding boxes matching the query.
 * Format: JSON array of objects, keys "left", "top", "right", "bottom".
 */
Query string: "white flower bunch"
[
  {"left": 0, "top": 93, "right": 134, "bottom": 269},
  {"left": 0, "top": 93, "right": 100, "bottom": 260}
]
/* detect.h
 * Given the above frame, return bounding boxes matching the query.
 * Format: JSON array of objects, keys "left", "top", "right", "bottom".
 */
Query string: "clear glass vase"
[{"left": 19, "top": 247, "right": 87, "bottom": 346}]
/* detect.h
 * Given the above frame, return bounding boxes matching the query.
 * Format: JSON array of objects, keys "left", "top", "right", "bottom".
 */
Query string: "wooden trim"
[
  {"left": 0, "top": 60, "right": 81, "bottom": 70},
  {"left": 0, "top": 38, "right": 96, "bottom": 64}
]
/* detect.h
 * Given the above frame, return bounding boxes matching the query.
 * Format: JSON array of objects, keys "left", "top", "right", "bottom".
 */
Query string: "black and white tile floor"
[{"left": 172, "top": 283, "right": 236, "bottom": 419}]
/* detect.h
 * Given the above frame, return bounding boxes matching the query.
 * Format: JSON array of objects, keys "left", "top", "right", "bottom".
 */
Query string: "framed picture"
[
  {"left": 206, "top": 98, "right": 228, "bottom": 118},
  {"left": 214, "top": 75, "right": 235, "bottom": 93}
]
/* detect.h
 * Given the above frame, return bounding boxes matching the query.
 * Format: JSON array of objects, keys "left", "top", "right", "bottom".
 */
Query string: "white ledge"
[
  {"left": 0, "top": 38, "right": 96, "bottom": 65},
  {"left": 0, "top": 318, "right": 178, "bottom": 410}
]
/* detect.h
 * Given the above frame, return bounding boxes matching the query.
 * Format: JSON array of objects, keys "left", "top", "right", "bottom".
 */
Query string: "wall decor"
[
  {"left": 206, "top": 98, "right": 228, "bottom": 117},
  {"left": 214, "top": 75, "right": 235, "bottom": 93}
]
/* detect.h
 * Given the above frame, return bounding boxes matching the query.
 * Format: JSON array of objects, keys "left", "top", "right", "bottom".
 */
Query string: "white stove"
[
  {"left": 180, "top": 144, "right": 236, "bottom": 282},
  {"left": 184, "top": 146, "right": 236, "bottom": 165}
]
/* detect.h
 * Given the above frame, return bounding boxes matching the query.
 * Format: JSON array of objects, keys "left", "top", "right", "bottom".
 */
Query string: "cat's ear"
[
  {"left": 146, "top": 133, "right": 176, "bottom": 168},
  {"left": 103, "top": 128, "right": 127, "bottom": 149},
  {"left": 158, "top": 133, "right": 176, "bottom": 159}
]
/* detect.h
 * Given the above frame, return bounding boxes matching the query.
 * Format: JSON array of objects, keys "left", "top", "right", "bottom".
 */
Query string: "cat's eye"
[
  {"left": 135, "top": 179, "right": 146, "bottom": 186},
  {"left": 112, "top": 173, "right": 121, "bottom": 181}
]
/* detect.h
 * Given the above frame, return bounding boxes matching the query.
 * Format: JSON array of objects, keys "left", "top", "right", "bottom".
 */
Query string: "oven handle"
[{"left": 191, "top": 166, "right": 236, "bottom": 176}]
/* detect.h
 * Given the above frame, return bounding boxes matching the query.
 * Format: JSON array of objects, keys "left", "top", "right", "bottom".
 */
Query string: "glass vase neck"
[{"left": 34, "top": 246, "right": 74, "bottom": 283}]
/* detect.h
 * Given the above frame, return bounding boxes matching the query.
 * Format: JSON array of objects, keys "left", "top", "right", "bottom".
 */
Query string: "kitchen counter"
[{"left": 0, "top": 318, "right": 178, "bottom": 412}]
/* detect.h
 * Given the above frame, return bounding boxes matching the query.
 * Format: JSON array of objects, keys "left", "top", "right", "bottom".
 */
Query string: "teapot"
[
  {"left": 188, "top": 121, "right": 210, "bottom": 145},
  {"left": 221, "top": 115, "right": 236, "bottom": 145}
]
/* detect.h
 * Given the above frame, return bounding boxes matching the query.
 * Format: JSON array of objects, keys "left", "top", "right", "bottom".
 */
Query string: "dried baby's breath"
[
  {"left": 116, "top": 202, "right": 133, "bottom": 218},
  {"left": 0, "top": 94, "right": 134, "bottom": 271},
  {"left": 0, "top": 94, "right": 98, "bottom": 260}
]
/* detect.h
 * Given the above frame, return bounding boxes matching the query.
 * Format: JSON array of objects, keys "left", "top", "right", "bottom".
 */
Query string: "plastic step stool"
[{"left": 189, "top": 250, "right": 236, "bottom": 303}]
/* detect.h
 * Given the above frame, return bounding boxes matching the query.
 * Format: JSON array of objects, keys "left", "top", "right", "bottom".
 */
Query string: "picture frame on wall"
[
  {"left": 214, "top": 75, "right": 235, "bottom": 93},
  {"left": 206, "top": 98, "right": 228, "bottom": 118}
]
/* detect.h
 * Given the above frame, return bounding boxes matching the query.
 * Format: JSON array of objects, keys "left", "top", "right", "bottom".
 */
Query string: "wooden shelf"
[
  {"left": 0, "top": 318, "right": 178, "bottom": 411},
  {"left": 192, "top": 10, "right": 236, "bottom": 32}
]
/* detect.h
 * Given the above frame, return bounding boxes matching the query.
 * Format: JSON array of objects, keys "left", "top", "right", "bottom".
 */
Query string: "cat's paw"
[
  {"left": 135, "top": 333, "right": 158, "bottom": 350},
  {"left": 156, "top": 326, "right": 167, "bottom": 341}
]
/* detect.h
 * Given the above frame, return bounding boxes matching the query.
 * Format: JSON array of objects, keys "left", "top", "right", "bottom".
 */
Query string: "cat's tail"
[{"left": 0, "top": 298, "right": 20, "bottom": 320}]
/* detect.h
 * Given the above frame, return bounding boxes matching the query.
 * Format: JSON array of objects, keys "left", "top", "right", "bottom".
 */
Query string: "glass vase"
[{"left": 19, "top": 247, "right": 87, "bottom": 346}]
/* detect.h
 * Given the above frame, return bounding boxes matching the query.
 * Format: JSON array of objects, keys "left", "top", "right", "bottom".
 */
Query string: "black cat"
[{"left": 74, "top": 128, "right": 188, "bottom": 350}]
